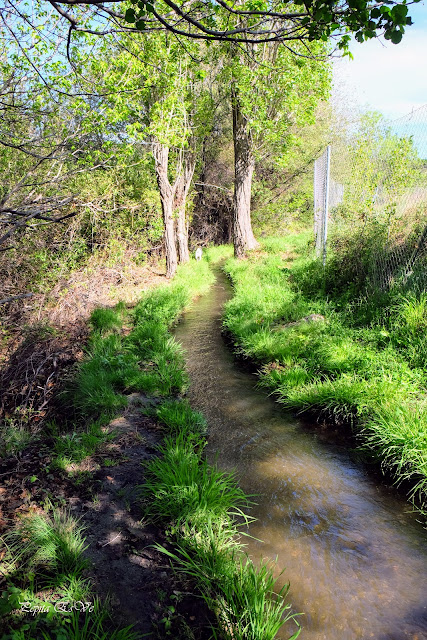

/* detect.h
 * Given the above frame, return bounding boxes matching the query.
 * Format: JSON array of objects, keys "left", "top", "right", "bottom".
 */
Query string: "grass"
[
  {"left": 141, "top": 400, "right": 301, "bottom": 640},
  {"left": 0, "top": 506, "right": 138, "bottom": 640},
  {"left": 2, "top": 248, "right": 301, "bottom": 640},
  {"left": 223, "top": 234, "right": 427, "bottom": 514},
  {"left": 51, "top": 416, "right": 115, "bottom": 471},
  {"left": 0, "top": 421, "right": 34, "bottom": 457},
  {"left": 66, "top": 258, "right": 217, "bottom": 421},
  {"left": 140, "top": 433, "right": 250, "bottom": 526},
  {"left": 5, "top": 507, "right": 89, "bottom": 576}
]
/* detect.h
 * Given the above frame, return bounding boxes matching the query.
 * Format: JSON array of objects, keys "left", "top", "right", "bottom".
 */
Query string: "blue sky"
[{"left": 333, "top": 2, "right": 427, "bottom": 120}]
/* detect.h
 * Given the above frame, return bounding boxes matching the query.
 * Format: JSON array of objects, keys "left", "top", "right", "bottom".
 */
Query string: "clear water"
[{"left": 174, "top": 271, "right": 427, "bottom": 640}]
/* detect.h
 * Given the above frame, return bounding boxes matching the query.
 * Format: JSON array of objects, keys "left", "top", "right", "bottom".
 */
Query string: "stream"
[{"left": 174, "top": 269, "right": 427, "bottom": 640}]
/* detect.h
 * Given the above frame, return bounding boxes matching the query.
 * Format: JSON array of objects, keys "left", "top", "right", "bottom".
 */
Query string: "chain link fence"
[{"left": 314, "top": 105, "right": 427, "bottom": 293}]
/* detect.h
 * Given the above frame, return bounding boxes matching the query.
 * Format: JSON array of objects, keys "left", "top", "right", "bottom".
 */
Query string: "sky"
[{"left": 333, "top": 2, "right": 427, "bottom": 131}]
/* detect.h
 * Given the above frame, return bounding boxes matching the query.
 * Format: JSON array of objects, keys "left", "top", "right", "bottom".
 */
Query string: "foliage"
[
  {"left": 119, "top": 0, "right": 416, "bottom": 47},
  {"left": 0, "top": 503, "right": 139, "bottom": 639},
  {"left": 225, "top": 41, "right": 330, "bottom": 159},
  {"left": 251, "top": 103, "right": 336, "bottom": 234},
  {"left": 334, "top": 112, "right": 423, "bottom": 225},
  {"left": 3, "top": 507, "right": 89, "bottom": 579},
  {"left": 141, "top": 433, "right": 249, "bottom": 524}
]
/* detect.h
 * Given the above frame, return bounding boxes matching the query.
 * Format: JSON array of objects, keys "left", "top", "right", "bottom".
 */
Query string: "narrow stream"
[{"left": 174, "top": 270, "right": 427, "bottom": 640}]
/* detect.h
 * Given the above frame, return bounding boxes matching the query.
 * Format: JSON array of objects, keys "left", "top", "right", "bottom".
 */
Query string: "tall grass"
[
  {"left": 223, "top": 235, "right": 427, "bottom": 514},
  {"left": 141, "top": 400, "right": 301, "bottom": 640}
]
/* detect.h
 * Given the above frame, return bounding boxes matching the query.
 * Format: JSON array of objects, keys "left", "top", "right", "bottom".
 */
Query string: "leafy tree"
[
  {"left": 0, "top": 58, "right": 113, "bottom": 253},
  {"left": 1, "top": 0, "right": 419, "bottom": 268},
  {"left": 87, "top": 32, "right": 215, "bottom": 277},
  {"left": 221, "top": 38, "right": 330, "bottom": 256},
  {"left": 338, "top": 112, "right": 423, "bottom": 224}
]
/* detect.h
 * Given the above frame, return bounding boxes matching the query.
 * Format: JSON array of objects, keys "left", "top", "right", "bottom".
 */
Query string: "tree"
[
  {"left": 89, "top": 32, "right": 214, "bottom": 277},
  {"left": 1, "top": 0, "right": 418, "bottom": 266},
  {"left": 222, "top": 38, "right": 330, "bottom": 256},
  {"left": 0, "top": 50, "right": 113, "bottom": 252},
  {"left": 338, "top": 111, "right": 423, "bottom": 224}
]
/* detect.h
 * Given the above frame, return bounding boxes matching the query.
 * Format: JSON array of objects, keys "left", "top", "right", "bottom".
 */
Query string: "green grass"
[
  {"left": 0, "top": 506, "right": 139, "bottom": 640},
  {"left": 89, "top": 305, "right": 126, "bottom": 333},
  {"left": 141, "top": 433, "right": 250, "bottom": 526},
  {"left": 0, "top": 421, "right": 34, "bottom": 457},
  {"left": 51, "top": 415, "right": 115, "bottom": 471},
  {"left": 66, "top": 258, "right": 216, "bottom": 421},
  {"left": 142, "top": 399, "right": 301, "bottom": 640},
  {"left": 223, "top": 234, "right": 427, "bottom": 513},
  {"left": 155, "top": 399, "right": 207, "bottom": 438},
  {"left": 2, "top": 506, "right": 89, "bottom": 579}
]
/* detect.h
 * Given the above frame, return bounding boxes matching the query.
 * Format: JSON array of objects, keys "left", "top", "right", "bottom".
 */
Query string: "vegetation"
[
  {"left": 0, "top": 0, "right": 425, "bottom": 636},
  {"left": 223, "top": 235, "right": 427, "bottom": 514},
  {"left": 0, "top": 0, "right": 417, "bottom": 291},
  {"left": 0, "top": 505, "right": 140, "bottom": 640},
  {"left": 140, "top": 399, "right": 301, "bottom": 640},
  {"left": 1, "top": 251, "right": 301, "bottom": 639}
]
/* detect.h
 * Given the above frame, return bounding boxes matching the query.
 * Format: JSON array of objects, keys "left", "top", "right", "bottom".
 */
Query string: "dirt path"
[
  {"left": 73, "top": 400, "right": 165, "bottom": 637},
  {"left": 0, "top": 395, "right": 213, "bottom": 639}
]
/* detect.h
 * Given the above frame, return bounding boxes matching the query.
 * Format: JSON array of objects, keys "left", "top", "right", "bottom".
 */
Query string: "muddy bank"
[{"left": 0, "top": 399, "right": 213, "bottom": 639}]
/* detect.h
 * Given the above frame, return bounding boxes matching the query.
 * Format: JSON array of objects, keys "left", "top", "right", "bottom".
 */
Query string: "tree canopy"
[{"left": 0, "top": 0, "right": 419, "bottom": 57}]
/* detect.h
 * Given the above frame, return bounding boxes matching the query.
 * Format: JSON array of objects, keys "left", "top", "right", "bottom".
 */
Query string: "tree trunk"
[
  {"left": 231, "top": 84, "right": 259, "bottom": 258},
  {"left": 174, "top": 152, "right": 195, "bottom": 264},
  {"left": 152, "top": 142, "right": 178, "bottom": 279}
]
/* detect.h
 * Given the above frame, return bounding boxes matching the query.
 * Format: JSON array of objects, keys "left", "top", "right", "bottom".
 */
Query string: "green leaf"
[
  {"left": 391, "top": 4, "right": 408, "bottom": 21},
  {"left": 124, "top": 8, "right": 136, "bottom": 23},
  {"left": 390, "top": 29, "right": 403, "bottom": 43}
]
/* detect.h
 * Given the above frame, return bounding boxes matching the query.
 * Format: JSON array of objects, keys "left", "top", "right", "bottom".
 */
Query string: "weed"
[
  {"left": 156, "top": 399, "right": 207, "bottom": 437},
  {"left": 0, "top": 420, "right": 34, "bottom": 457},
  {"left": 141, "top": 434, "right": 250, "bottom": 526},
  {"left": 90, "top": 306, "right": 124, "bottom": 334},
  {"left": 3, "top": 506, "right": 89, "bottom": 579}
]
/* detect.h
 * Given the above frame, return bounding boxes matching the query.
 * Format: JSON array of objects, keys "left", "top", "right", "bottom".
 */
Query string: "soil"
[
  {"left": 0, "top": 258, "right": 167, "bottom": 429},
  {"left": 0, "top": 396, "right": 214, "bottom": 639}
]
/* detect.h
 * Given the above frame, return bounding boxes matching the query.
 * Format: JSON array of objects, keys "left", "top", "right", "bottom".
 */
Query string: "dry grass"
[{"left": 0, "top": 252, "right": 167, "bottom": 432}]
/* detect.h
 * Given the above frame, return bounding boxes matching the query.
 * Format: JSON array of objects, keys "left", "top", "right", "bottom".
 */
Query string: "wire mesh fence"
[{"left": 314, "top": 104, "right": 427, "bottom": 294}]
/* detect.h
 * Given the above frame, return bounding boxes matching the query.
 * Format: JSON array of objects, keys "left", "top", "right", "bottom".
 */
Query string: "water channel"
[{"left": 174, "top": 269, "right": 427, "bottom": 640}]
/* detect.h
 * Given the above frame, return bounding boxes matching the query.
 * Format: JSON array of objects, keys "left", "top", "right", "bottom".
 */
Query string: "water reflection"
[{"left": 174, "top": 273, "right": 427, "bottom": 640}]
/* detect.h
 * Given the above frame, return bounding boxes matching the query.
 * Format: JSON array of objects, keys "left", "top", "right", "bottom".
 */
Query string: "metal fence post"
[{"left": 322, "top": 145, "right": 331, "bottom": 266}]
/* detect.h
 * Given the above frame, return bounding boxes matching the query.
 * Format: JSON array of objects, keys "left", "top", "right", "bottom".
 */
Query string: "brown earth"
[
  {"left": 0, "top": 397, "right": 214, "bottom": 639},
  {"left": 0, "top": 257, "right": 166, "bottom": 429}
]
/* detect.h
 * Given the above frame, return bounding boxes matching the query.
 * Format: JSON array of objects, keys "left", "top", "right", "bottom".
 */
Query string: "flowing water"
[{"left": 174, "top": 270, "right": 427, "bottom": 640}]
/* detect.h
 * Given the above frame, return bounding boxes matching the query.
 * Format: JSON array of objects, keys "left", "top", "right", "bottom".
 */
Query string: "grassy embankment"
[
  {"left": 223, "top": 234, "right": 427, "bottom": 515},
  {"left": 1, "top": 247, "right": 301, "bottom": 640}
]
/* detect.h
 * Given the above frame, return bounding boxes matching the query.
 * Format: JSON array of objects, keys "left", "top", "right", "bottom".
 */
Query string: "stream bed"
[{"left": 174, "top": 270, "right": 427, "bottom": 640}]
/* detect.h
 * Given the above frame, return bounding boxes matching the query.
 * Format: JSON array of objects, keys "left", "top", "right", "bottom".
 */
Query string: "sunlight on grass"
[{"left": 223, "top": 235, "right": 427, "bottom": 514}]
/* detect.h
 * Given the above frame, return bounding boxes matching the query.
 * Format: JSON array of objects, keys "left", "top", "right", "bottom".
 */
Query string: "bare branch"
[{"left": 0, "top": 293, "right": 34, "bottom": 304}]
